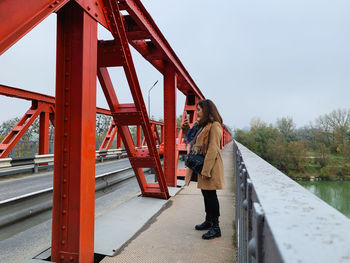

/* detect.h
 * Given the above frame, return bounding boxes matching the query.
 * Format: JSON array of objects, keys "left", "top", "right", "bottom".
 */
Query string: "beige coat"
[{"left": 185, "top": 121, "right": 225, "bottom": 190}]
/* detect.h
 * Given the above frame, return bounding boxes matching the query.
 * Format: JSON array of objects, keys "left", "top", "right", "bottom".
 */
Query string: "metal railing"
[
  {"left": 0, "top": 149, "right": 127, "bottom": 177},
  {"left": 234, "top": 140, "right": 350, "bottom": 263},
  {"left": 0, "top": 167, "right": 151, "bottom": 229}
]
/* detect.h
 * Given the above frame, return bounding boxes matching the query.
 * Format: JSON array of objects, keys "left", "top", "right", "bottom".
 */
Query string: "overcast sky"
[{"left": 1, "top": 0, "right": 350, "bottom": 130}]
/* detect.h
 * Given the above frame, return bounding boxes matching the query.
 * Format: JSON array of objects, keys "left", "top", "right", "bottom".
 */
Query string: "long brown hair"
[{"left": 197, "top": 99, "right": 223, "bottom": 127}]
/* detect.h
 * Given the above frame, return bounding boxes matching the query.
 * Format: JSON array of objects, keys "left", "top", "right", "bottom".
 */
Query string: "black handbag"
[
  {"left": 185, "top": 153, "right": 205, "bottom": 175},
  {"left": 185, "top": 122, "right": 212, "bottom": 176}
]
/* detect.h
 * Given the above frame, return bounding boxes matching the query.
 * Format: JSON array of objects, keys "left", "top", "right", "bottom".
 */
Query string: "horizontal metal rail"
[
  {"left": 0, "top": 166, "right": 150, "bottom": 229},
  {"left": 234, "top": 140, "right": 350, "bottom": 263},
  {"left": 0, "top": 149, "right": 127, "bottom": 177}
]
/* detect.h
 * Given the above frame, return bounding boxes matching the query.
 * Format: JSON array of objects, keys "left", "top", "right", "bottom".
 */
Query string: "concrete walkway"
[{"left": 101, "top": 142, "right": 236, "bottom": 263}]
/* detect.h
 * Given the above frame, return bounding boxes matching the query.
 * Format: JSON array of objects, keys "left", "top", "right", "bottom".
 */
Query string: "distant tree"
[
  {"left": 276, "top": 117, "right": 297, "bottom": 142},
  {"left": 250, "top": 117, "right": 266, "bottom": 133},
  {"left": 316, "top": 143, "right": 330, "bottom": 168},
  {"left": 287, "top": 141, "right": 307, "bottom": 172},
  {"left": 96, "top": 114, "right": 113, "bottom": 138}
]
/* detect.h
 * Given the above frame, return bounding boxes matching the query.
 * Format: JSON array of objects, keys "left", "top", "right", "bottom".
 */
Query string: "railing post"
[
  {"left": 51, "top": 2, "right": 97, "bottom": 262},
  {"left": 163, "top": 63, "right": 177, "bottom": 186}
]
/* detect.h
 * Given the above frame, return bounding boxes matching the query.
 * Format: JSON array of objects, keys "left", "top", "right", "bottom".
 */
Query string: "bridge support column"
[
  {"left": 38, "top": 111, "right": 50, "bottom": 155},
  {"left": 136, "top": 125, "right": 141, "bottom": 147},
  {"left": 51, "top": 2, "right": 97, "bottom": 263},
  {"left": 163, "top": 63, "right": 177, "bottom": 186}
]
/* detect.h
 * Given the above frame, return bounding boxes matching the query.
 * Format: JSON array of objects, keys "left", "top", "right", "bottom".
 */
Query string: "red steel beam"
[
  {"left": 0, "top": 101, "right": 53, "bottom": 158},
  {"left": 118, "top": 0, "right": 205, "bottom": 99},
  {"left": 99, "top": 0, "right": 169, "bottom": 198},
  {"left": 39, "top": 111, "right": 51, "bottom": 155},
  {"left": 0, "top": 0, "right": 69, "bottom": 55},
  {"left": 0, "top": 84, "right": 55, "bottom": 104},
  {"left": 163, "top": 63, "right": 177, "bottom": 186},
  {"left": 0, "top": 84, "right": 111, "bottom": 115},
  {"left": 51, "top": 2, "right": 97, "bottom": 262},
  {"left": 74, "top": 0, "right": 205, "bottom": 98}
]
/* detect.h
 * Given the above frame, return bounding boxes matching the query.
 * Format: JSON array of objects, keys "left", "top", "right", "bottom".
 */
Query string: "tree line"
[{"left": 234, "top": 109, "right": 350, "bottom": 181}]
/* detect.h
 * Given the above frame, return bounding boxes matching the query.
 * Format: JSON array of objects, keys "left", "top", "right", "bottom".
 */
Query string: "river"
[{"left": 297, "top": 180, "right": 350, "bottom": 219}]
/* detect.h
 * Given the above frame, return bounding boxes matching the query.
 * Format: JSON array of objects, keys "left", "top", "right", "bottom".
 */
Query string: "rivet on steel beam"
[
  {"left": 65, "top": 103, "right": 69, "bottom": 107},
  {"left": 63, "top": 163, "right": 67, "bottom": 167},
  {"left": 87, "top": 6, "right": 91, "bottom": 11},
  {"left": 64, "top": 133, "right": 68, "bottom": 137},
  {"left": 63, "top": 194, "right": 67, "bottom": 199},
  {"left": 60, "top": 255, "right": 64, "bottom": 261},
  {"left": 63, "top": 179, "right": 67, "bottom": 183},
  {"left": 64, "top": 148, "right": 67, "bottom": 152},
  {"left": 49, "top": 4, "right": 54, "bottom": 8},
  {"left": 70, "top": 257, "right": 74, "bottom": 261},
  {"left": 95, "top": 1, "right": 98, "bottom": 6},
  {"left": 95, "top": 13, "right": 98, "bottom": 17},
  {"left": 64, "top": 118, "right": 68, "bottom": 121},
  {"left": 62, "top": 210, "right": 67, "bottom": 215},
  {"left": 61, "top": 225, "right": 66, "bottom": 230},
  {"left": 61, "top": 240, "right": 65, "bottom": 245}
]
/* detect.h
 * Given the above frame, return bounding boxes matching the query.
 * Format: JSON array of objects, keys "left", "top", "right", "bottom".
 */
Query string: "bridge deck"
[{"left": 101, "top": 142, "right": 236, "bottom": 263}]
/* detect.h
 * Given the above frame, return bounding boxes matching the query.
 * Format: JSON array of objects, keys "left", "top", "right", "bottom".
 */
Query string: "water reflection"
[{"left": 297, "top": 181, "right": 350, "bottom": 219}]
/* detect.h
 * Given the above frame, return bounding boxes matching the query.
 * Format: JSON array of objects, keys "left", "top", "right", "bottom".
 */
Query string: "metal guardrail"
[
  {"left": 234, "top": 140, "right": 350, "bottom": 263},
  {"left": 0, "top": 166, "right": 150, "bottom": 229},
  {"left": 0, "top": 148, "right": 127, "bottom": 177}
]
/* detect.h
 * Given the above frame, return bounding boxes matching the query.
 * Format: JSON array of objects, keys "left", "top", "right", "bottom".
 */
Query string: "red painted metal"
[
  {"left": 118, "top": 0, "right": 205, "bottom": 99},
  {"left": 99, "top": 121, "right": 118, "bottom": 151},
  {"left": 0, "top": 84, "right": 112, "bottom": 116},
  {"left": 0, "top": 0, "right": 69, "bottom": 55},
  {"left": 163, "top": 63, "right": 177, "bottom": 186},
  {"left": 0, "top": 85, "right": 112, "bottom": 158},
  {"left": 98, "top": 0, "right": 169, "bottom": 199},
  {"left": 39, "top": 111, "right": 51, "bottom": 156},
  {"left": 0, "top": 101, "right": 54, "bottom": 158},
  {"left": 0, "top": 84, "right": 55, "bottom": 103},
  {"left": 136, "top": 125, "right": 141, "bottom": 147},
  {"left": 51, "top": 2, "right": 97, "bottom": 262}
]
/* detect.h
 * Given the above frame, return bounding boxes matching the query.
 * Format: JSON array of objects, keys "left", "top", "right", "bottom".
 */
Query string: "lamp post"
[{"left": 147, "top": 80, "right": 159, "bottom": 118}]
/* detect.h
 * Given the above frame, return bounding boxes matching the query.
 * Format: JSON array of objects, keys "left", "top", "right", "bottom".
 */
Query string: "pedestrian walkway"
[{"left": 101, "top": 141, "right": 236, "bottom": 263}]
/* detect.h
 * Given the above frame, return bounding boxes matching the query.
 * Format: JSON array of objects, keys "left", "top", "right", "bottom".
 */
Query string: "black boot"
[
  {"left": 202, "top": 217, "right": 221, "bottom": 239},
  {"left": 195, "top": 215, "right": 213, "bottom": 230}
]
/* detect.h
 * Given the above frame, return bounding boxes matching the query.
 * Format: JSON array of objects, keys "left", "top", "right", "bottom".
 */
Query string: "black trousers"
[{"left": 201, "top": 189, "right": 220, "bottom": 219}]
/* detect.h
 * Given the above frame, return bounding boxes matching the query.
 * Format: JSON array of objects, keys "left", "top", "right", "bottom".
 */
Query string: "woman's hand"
[
  {"left": 181, "top": 116, "right": 190, "bottom": 130},
  {"left": 200, "top": 174, "right": 211, "bottom": 179}
]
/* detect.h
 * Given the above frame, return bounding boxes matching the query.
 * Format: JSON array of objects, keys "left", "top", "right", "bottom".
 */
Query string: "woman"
[{"left": 181, "top": 99, "right": 225, "bottom": 240}]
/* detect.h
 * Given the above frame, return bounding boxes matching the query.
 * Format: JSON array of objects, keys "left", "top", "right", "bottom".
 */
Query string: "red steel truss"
[
  {"left": 0, "top": 0, "right": 233, "bottom": 261},
  {"left": 0, "top": 84, "right": 112, "bottom": 158}
]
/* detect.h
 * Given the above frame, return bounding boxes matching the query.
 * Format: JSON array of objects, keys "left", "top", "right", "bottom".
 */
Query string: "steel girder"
[
  {"left": 0, "top": 101, "right": 54, "bottom": 158},
  {"left": 95, "top": 0, "right": 169, "bottom": 199},
  {"left": 51, "top": 2, "right": 97, "bottom": 262},
  {"left": 0, "top": 85, "right": 113, "bottom": 158}
]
